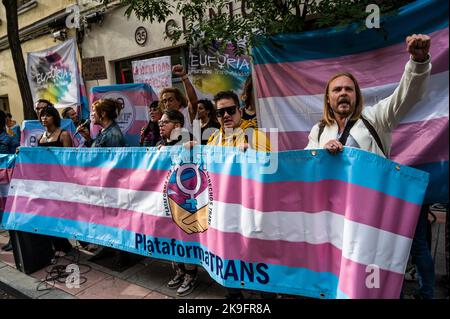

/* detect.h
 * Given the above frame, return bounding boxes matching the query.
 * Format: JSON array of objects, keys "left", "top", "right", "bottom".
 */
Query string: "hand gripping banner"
[{"left": 0, "top": 147, "right": 429, "bottom": 298}]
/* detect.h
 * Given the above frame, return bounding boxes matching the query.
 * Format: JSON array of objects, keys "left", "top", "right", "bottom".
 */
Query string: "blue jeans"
[{"left": 410, "top": 205, "right": 435, "bottom": 299}]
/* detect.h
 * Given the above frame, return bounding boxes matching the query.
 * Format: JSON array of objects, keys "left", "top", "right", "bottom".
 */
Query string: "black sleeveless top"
[
  {"left": 242, "top": 109, "right": 256, "bottom": 121},
  {"left": 38, "top": 130, "right": 65, "bottom": 147}
]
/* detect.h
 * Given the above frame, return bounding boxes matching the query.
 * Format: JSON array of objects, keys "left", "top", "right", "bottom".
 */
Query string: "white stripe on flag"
[
  {"left": 10, "top": 178, "right": 411, "bottom": 273},
  {"left": 10, "top": 179, "right": 168, "bottom": 218},
  {"left": 341, "top": 218, "right": 412, "bottom": 274},
  {"left": 211, "top": 201, "right": 411, "bottom": 274},
  {"left": 258, "top": 71, "right": 449, "bottom": 131},
  {"left": 134, "top": 107, "right": 148, "bottom": 120}
]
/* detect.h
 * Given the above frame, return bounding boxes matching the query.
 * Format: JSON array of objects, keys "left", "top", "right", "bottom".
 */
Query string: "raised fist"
[
  {"left": 172, "top": 64, "right": 187, "bottom": 77},
  {"left": 406, "top": 34, "right": 431, "bottom": 63}
]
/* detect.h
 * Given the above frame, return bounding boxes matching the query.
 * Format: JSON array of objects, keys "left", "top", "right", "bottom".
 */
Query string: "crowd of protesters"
[{"left": 0, "top": 34, "right": 448, "bottom": 299}]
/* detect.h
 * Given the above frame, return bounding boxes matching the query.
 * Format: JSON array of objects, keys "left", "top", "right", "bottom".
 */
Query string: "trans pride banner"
[
  {"left": 90, "top": 83, "right": 158, "bottom": 146},
  {"left": 0, "top": 154, "right": 15, "bottom": 212},
  {"left": 0, "top": 147, "right": 429, "bottom": 298},
  {"left": 20, "top": 120, "right": 82, "bottom": 147},
  {"left": 253, "top": 0, "right": 449, "bottom": 204},
  {"left": 27, "top": 38, "right": 81, "bottom": 108}
]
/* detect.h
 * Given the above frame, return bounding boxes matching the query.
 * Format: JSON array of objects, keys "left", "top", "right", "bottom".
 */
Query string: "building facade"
[
  {"left": 0, "top": 0, "right": 191, "bottom": 123},
  {"left": 0, "top": 0, "right": 249, "bottom": 122},
  {"left": 0, "top": 0, "right": 78, "bottom": 123},
  {"left": 79, "top": 2, "right": 187, "bottom": 98}
]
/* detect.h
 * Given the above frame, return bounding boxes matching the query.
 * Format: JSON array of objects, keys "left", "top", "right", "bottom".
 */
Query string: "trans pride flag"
[
  {"left": 1, "top": 146, "right": 429, "bottom": 298},
  {"left": 90, "top": 83, "right": 158, "bottom": 146},
  {"left": 253, "top": 0, "right": 448, "bottom": 204},
  {"left": 20, "top": 119, "right": 82, "bottom": 147},
  {"left": 0, "top": 154, "right": 15, "bottom": 212}
]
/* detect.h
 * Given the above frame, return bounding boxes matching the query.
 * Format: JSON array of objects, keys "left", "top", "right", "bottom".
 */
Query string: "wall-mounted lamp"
[{"left": 52, "top": 29, "right": 67, "bottom": 42}]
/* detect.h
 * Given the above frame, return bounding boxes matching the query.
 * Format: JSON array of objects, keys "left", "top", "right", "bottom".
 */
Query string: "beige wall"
[
  {"left": 0, "top": 0, "right": 77, "bottom": 123},
  {"left": 81, "top": 6, "right": 184, "bottom": 92},
  {"left": 0, "top": 2, "right": 184, "bottom": 123},
  {"left": 0, "top": 31, "right": 76, "bottom": 124},
  {"left": 0, "top": 0, "right": 76, "bottom": 38}
]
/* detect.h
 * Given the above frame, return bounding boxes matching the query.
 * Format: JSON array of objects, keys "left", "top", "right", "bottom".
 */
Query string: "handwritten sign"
[{"left": 132, "top": 56, "right": 172, "bottom": 96}]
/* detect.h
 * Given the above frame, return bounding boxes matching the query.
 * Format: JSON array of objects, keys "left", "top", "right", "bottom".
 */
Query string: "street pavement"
[{"left": 0, "top": 210, "right": 447, "bottom": 299}]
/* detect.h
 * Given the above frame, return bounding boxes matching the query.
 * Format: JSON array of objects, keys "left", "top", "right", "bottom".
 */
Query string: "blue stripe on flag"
[
  {"left": 15, "top": 147, "right": 174, "bottom": 171},
  {"left": 0, "top": 211, "right": 346, "bottom": 299},
  {"left": 413, "top": 161, "right": 449, "bottom": 204},
  {"left": 0, "top": 154, "right": 16, "bottom": 169},
  {"left": 91, "top": 83, "right": 153, "bottom": 94},
  {"left": 252, "top": 0, "right": 448, "bottom": 64}
]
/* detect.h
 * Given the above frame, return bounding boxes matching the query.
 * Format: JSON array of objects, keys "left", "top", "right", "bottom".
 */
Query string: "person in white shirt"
[
  {"left": 306, "top": 33, "right": 434, "bottom": 299},
  {"left": 306, "top": 34, "right": 431, "bottom": 159}
]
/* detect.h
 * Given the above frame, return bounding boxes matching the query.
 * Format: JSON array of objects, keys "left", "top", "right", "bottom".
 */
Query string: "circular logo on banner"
[
  {"left": 28, "top": 129, "right": 44, "bottom": 147},
  {"left": 163, "top": 162, "right": 213, "bottom": 234},
  {"left": 102, "top": 92, "right": 136, "bottom": 133}
]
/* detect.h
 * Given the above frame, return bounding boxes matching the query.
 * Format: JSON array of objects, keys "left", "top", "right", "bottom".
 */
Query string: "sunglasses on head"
[{"left": 216, "top": 105, "right": 238, "bottom": 118}]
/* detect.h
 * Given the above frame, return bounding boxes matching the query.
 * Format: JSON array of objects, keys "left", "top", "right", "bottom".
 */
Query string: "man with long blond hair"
[
  {"left": 306, "top": 34, "right": 431, "bottom": 159},
  {"left": 306, "top": 33, "right": 434, "bottom": 299}
]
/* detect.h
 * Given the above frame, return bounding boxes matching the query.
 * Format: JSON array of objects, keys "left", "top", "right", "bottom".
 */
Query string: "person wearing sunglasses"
[
  {"left": 207, "top": 91, "right": 270, "bottom": 152},
  {"left": 155, "top": 109, "right": 198, "bottom": 296}
]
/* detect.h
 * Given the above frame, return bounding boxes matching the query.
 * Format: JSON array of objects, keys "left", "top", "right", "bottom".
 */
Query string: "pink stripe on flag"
[
  {"left": 13, "top": 164, "right": 168, "bottom": 193},
  {"left": 12, "top": 163, "right": 419, "bottom": 237},
  {"left": 8, "top": 196, "right": 342, "bottom": 274},
  {"left": 338, "top": 256, "right": 405, "bottom": 299},
  {"left": 127, "top": 120, "right": 149, "bottom": 135},
  {"left": 255, "top": 28, "right": 448, "bottom": 97},
  {"left": 91, "top": 91, "right": 152, "bottom": 107},
  {"left": 208, "top": 174, "right": 421, "bottom": 238},
  {"left": 275, "top": 131, "right": 309, "bottom": 151},
  {"left": 391, "top": 116, "right": 449, "bottom": 165}
]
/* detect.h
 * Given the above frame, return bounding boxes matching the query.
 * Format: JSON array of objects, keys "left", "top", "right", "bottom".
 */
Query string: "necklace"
[
  {"left": 201, "top": 119, "right": 210, "bottom": 128},
  {"left": 43, "top": 128, "right": 58, "bottom": 143}
]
